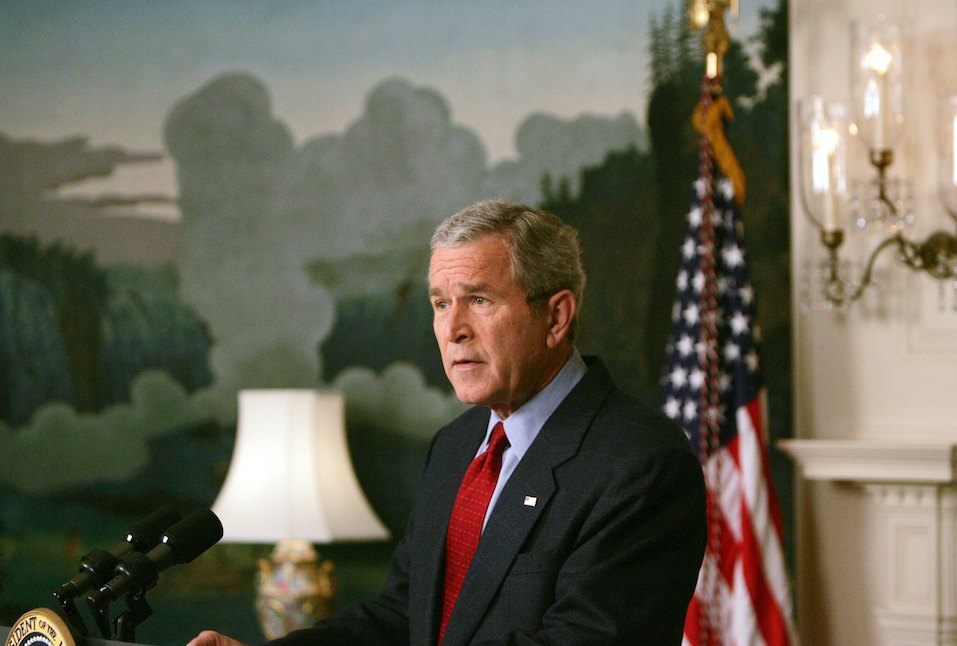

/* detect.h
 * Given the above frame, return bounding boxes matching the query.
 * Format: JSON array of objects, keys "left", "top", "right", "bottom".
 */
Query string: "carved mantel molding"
[
  {"left": 779, "top": 439, "right": 957, "bottom": 646},
  {"left": 778, "top": 439, "right": 957, "bottom": 483}
]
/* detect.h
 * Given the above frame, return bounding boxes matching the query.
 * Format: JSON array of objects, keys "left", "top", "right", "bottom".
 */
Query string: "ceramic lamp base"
[{"left": 255, "top": 539, "right": 335, "bottom": 639}]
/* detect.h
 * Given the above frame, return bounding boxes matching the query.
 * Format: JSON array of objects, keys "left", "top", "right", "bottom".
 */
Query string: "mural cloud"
[
  {"left": 0, "top": 370, "right": 210, "bottom": 495},
  {"left": 485, "top": 111, "right": 645, "bottom": 204},
  {"left": 333, "top": 362, "right": 467, "bottom": 440},
  {"left": 280, "top": 77, "right": 487, "bottom": 261},
  {"left": 163, "top": 72, "right": 643, "bottom": 397},
  {"left": 165, "top": 73, "right": 334, "bottom": 394}
]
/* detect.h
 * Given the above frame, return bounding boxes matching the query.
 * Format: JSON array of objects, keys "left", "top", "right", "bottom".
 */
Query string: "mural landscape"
[{"left": 0, "top": 2, "right": 788, "bottom": 642}]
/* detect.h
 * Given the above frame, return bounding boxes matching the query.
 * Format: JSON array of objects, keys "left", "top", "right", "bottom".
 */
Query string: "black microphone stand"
[
  {"left": 87, "top": 595, "right": 113, "bottom": 641},
  {"left": 51, "top": 590, "right": 89, "bottom": 638},
  {"left": 112, "top": 589, "right": 154, "bottom": 642},
  {"left": 87, "top": 580, "right": 155, "bottom": 642}
]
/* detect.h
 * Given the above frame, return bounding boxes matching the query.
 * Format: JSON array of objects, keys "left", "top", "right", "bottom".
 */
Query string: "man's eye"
[
  {"left": 433, "top": 300, "right": 448, "bottom": 310},
  {"left": 473, "top": 296, "right": 487, "bottom": 305}
]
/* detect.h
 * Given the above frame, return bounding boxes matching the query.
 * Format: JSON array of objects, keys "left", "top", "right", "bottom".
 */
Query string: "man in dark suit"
[{"left": 190, "top": 200, "right": 706, "bottom": 645}]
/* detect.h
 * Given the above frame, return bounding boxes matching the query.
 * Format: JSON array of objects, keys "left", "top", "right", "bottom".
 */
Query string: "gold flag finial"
[{"left": 687, "top": 0, "right": 738, "bottom": 78}]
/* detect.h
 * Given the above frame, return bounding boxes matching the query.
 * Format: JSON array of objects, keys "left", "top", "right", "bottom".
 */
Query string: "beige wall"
[{"left": 790, "top": 0, "right": 957, "bottom": 643}]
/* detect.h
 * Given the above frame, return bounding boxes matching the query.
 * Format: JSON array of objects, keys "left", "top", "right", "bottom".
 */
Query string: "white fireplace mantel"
[
  {"left": 779, "top": 439, "right": 957, "bottom": 645},
  {"left": 778, "top": 439, "right": 957, "bottom": 484}
]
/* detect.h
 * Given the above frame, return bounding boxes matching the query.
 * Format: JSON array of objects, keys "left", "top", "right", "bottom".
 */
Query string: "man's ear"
[{"left": 545, "top": 289, "right": 577, "bottom": 348}]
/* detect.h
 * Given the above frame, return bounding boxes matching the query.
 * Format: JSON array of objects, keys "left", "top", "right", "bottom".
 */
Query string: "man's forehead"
[
  {"left": 427, "top": 240, "right": 518, "bottom": 296},
  {"left": 429, "top": 239, "right": 510, "bottom": 272}
]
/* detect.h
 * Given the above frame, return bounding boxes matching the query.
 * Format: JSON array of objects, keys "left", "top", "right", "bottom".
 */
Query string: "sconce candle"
[
  {"left": 852, "top": 20, "right": 903, "bottom": 155},
  {"left": 863, "top": 42, "right": 892, "bottom": 150},
  {"left": 817, "top": 128, "right": 840, "bottom": 231},
  {"left": 799, "top": 98, "right": 849, "bottom": 233}
]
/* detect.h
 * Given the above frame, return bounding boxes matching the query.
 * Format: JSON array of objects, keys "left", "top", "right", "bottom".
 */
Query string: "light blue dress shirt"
[{"left": 476, "top": 349, "right": 588, "bottom": 530}]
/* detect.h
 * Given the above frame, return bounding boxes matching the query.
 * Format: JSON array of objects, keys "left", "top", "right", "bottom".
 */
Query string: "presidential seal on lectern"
[{"left": 5, "top": 608, "right": 76, "bottom": 646}]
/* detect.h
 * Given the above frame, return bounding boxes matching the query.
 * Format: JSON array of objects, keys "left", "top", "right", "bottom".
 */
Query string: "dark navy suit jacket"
[{"left": 271, "top": 357, "right": 707, "bottom": 645}]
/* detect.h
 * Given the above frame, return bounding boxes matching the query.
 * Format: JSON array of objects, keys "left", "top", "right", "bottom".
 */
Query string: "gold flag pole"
[{"left": 687, "top": 0, "right": 738, "bottom": 78}]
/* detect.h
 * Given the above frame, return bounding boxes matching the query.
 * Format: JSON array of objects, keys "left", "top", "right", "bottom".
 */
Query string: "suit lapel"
[
  {"left": 441, "top": 358, "right": 614, "bottom": 646},
  {"left": 413, "top": 408, "right": 489, "bottom": 646}
]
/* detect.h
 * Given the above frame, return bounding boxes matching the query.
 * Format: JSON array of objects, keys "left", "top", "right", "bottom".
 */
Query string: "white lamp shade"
[{"left": 212, "top": 389, "right": 390, "bottom": 543}]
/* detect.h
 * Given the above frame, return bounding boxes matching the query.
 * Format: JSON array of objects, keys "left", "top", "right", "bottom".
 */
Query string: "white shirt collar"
[{"left": 481, "top": 348, "right": 588, "bottom": 457}]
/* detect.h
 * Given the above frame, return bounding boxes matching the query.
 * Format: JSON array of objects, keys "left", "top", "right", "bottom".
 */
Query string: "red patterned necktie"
[{"left": 439, "top": 421, "right": 510, "bottom": 644}]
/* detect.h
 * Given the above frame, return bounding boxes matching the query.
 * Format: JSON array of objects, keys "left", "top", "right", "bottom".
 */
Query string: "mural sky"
[{"left": 2, "top": 1, "right": 769, "bottom": 169}]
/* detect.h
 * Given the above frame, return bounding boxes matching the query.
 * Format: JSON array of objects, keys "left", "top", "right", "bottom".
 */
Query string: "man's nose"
[{"left": 443, "top": 302, "right": 472, "bottom": 343}]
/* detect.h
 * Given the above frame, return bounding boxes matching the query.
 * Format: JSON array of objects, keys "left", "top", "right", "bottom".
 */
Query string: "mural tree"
[{"left": 0, "top": 234, "right": 213, "bottom": 426}]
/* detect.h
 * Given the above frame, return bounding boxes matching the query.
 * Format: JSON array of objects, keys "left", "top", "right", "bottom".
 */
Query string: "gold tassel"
[{"left": 692, "top": 94, "right": 747, "bottom": 205}]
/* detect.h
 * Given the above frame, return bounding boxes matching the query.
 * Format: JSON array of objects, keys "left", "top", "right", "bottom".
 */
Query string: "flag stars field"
[
  {"left": 670, "top": 365, "right": 689, "bottom": 388},
  {"left": 730, "top": 311, "right": 749, "bottom": 336},
  {"left": 722, "top": 243, "right": 744, "bottom": 268},
  {"left": 683, "top": 303, "right": 700, "bottom": 325},
  {"left": 723, "top": 341, "right": 741, "bottom": 362},
  {"left": 677, "top": 334, "right": 694, "bottom": 357},
  {"left": 689, "top": 205, "right": 703, "bottom": 227},
  {"left": 665, "top": 397, "right": 680, "bottom": 419},
  {"left": 683, "top": 238, "right": 696, "bottom": 259},
  {"left": 683, "top": 399, "right": 698, "bottom": 421}
]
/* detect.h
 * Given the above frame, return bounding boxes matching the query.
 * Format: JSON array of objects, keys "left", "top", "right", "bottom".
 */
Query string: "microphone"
[
  {"left": 87, "top": 509, "right": 223, "bottom": 608},
  {"left": 54, "top": 505, "right": 182, "bottom": 603}
]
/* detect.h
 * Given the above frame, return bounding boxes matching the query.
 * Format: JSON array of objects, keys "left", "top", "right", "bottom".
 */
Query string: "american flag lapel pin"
[{"left": 523, "top": 496, "right": 537, "bottom": 507}]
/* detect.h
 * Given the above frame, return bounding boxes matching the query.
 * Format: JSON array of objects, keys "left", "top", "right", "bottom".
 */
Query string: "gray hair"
[{"left": 431, "top": 199, "right": 586, "bottom": 339}]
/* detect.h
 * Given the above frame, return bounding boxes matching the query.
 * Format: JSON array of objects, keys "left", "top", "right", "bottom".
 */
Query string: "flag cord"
[{"left": 697, "top": 72, "right": 724, "bottom": 646}]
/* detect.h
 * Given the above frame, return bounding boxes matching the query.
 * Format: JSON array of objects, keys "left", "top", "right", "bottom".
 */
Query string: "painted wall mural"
[{"left": 0, "top": 1, "right": 788, "bottom": 643}]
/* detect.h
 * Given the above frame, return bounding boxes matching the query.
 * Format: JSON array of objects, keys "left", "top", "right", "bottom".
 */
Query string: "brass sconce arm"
[
  {"left": 820, "top": 230, "right": 898, "bottom": 305},
  {"left": 898, "top": 229, "right": 957, "bottom": 279},
  {"left": 820, "top": 225, "right": 957, "bottom": 307}
]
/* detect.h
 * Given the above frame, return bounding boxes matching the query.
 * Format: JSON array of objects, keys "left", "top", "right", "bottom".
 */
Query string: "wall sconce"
[
  {"left": 212, "top": 390, "right": 390, "bottom": 640},
  {"left": 798, "top": 18, "right": 957, "bottom": 309}
]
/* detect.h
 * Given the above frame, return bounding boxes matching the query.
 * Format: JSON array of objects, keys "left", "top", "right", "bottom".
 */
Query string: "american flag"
[{"left": 661, "top": 78, "right": 798, "bottom": 646}]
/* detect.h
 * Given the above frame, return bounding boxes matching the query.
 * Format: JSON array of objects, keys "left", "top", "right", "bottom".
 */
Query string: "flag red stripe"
[
  {"left": 739, "top": 489, "right": 791, "bottom": 645},
  {"left": 706, "top": 483, "right": 740, "bottom": 587},
  {"left": 684, "top": 593, "right": 701, "bottom": 643}
]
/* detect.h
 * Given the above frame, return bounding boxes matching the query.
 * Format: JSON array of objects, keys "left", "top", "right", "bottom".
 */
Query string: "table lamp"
[{"left": 212, "top": 389, "right": 390, "bottom": 639}]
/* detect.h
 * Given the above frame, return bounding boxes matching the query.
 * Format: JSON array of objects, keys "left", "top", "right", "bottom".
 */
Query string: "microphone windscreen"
[
  {"left": 126, "top": 505, "right": 182, "bottom": 551},
  {"left": 162, "top": 509, "right": 224, "bottom": 564}
]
